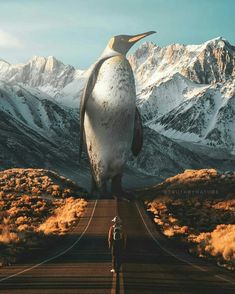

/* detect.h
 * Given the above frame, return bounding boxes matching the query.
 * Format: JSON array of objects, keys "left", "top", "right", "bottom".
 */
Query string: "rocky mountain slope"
[
  {"left": 129, "top": 37, "right": 235, "bottom": 87},
  {"left": 0, "top": 37, "right": 235, "bottom": 188},
  {"left": 0, "top": 56, "right": 79, "bottom": 97},
  {"left": 1, "top": 78, "right": 234, "bottom": 188},
  {"left": 0, "top": 80, "right": 81, "bottom": 176},
  {"left": 2, "top": 37, "right": 233, "bottom": 153},
  {"left": 0, "top": 56, "right": 85, "bottom": 107},
  {"left": 128, "top": 37, "right": 235, "bottom": 153}
]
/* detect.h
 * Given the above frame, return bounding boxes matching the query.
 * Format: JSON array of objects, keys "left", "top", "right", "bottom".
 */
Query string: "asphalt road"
[
  {"left": 0, "top": 199, "right": 234, "bottom": 294},
  {"left": 119, "top": 201, "right": 235, "bottom": 294}
]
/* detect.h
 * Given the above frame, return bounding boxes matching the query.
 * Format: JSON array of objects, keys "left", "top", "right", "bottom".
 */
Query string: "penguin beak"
[{"left": 128, "top": 31, "right": 156, "bottom": 43}]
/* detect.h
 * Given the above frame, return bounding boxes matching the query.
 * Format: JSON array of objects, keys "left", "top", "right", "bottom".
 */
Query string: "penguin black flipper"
[
  {"left": 79, "top": 57, "right": 111, "bottom": 161},
  {"left": 131, "top": 107, "right": 143, "bottom": 156}
]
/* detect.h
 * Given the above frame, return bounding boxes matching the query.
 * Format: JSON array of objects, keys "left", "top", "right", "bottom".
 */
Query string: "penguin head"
[{"left": 108, "top": 31, "right": 156, "bottom": 55}]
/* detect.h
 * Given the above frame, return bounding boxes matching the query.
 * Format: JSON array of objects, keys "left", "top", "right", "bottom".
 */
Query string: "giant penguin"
[{"left": 79, "top": 31, "right": 156, "bottom": 199}]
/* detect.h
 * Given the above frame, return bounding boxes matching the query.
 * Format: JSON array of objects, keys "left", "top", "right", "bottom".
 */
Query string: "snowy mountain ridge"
[
  {"left": 2, "top": 78, "right": 228, "bottom": 189},
  {"left": 0, "top": 37, "right": 235, "bottom": 160},
  {"left": 0, "top": 36, "right": 234, "bottom": 101},
  {"left": 129, "top": 37, "right": 235, "bottom": 153},
  {"left": 129, "top": 36, "right": 235, "bottom": 89},
  {"left": 0, "top": 55, "right": 84, "bottom": 98}
]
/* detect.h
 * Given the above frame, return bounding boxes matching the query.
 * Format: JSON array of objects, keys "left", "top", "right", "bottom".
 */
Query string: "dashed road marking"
[{"left": 111, "top": 271, "right": 125, "bottom": 294}]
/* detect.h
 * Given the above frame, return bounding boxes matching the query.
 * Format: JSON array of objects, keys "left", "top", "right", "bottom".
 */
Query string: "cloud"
[{"left": 0, "top": 30, "right": 22, "bottom": 48}]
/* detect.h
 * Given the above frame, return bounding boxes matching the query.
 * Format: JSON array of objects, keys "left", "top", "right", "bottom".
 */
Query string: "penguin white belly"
[{"left": 84, "top": 55, "right": 136, "bottom": 186}]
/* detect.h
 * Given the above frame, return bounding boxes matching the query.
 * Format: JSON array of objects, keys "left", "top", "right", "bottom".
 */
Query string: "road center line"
[
  {"left": 111, "top": 273, "right": 116, "bottom": 294},
  {"left": 111, "top": 271, "right": 125, "bottom": 294}
]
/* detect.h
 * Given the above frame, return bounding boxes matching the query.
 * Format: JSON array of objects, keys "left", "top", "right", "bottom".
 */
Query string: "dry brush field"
[
  {"left": 0, "top": 168, "right": 87, "bottom": 266},
  {"left": 144, "top": 169, "right": 235, "bottom": 271}
]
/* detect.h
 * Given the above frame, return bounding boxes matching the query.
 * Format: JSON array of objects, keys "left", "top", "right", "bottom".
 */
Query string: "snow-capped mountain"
[
  {"left": 0, "top": 79, "right": 217, "bottom": 187},
  {"left": 146, "top": 79, "right": 235, "bottom": 151},
  {"left": 0, "top": 37, "right": 235, "bottom": 187},
  {"left": 0, "top": 80, "right": 81, "bottom": 176},
  {"left": 129, "top": 37, "right": 235, "bottom": 88},
  {"left": 1, "top": 79, "right": 233, "bottom": 189},
  {"left": 0, "top": 80, "right": 78, "bottom": 140},
  {"left": 0, "top": 56, "right": 83, "bottom": 98},
  {"left": 0, "top": 55, "right": 88, "bottom": 108},
  {"left": 128, "top": 37, "right": 235, "bottom": 153},
  {"left": 128, "top": 127, "right": 235, "bottom": 181}
]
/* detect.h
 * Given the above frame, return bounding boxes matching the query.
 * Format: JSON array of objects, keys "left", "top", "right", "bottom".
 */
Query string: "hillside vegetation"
[
  {"left": 145, "top": 169, "right": 235, "bottom": 271},
  {"left": 0, "top": 168, "right": 87, "bottom": 266}
]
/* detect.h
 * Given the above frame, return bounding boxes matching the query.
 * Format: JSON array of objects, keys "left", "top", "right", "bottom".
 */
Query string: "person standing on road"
[{"left": 108, "top": 216, "right": 127, "bottom": 273}]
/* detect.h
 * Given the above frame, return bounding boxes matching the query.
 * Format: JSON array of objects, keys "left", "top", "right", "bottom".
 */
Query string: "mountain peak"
[
  {"left": 28, "top": 55, "right": 62, "bottom": 66},
  {"left": 25, "top": 55, "right": 74, "bottom": 74},
  {"left": 138, "top": 41, "right": 157, "bottom": 49},
  {"left": 204, "top": 36, "right": 230, "bottom": 48},
  {"left": 29, "top": 55, "right": 46, "bottom": 62},
  {"left": 132, "top": 36, "right": 235, "bottom": 87},
  {"left": 45, "top": 56, "right": 61, "bottom": 71},
  {"left": 131, "top": 41, "right": 158, "bottom": 58},
  {"left": 202, "top": 37, "right": 235, "bottom": 54},
  {"left": 0, "top": 55, "right": 76, "bottom": 91},
  {"left": 0, "top": 58, "right": 10, "bottom": 65},
  {"left": 0, "top": 58, "right": 10, "bottom": 74}
]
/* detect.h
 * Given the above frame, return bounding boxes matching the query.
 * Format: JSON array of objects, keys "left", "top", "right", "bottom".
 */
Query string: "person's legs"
[
  {"left": 111, "top": 241, "right": 123, "bottom": 272},
  {"left": 115, "top": 241, "right": 122, "bottom": 271},
  {"left": 112, "top": 244, "right": 117, "bottom": 271},
  {"left": 112, "top": 252, "right": 116, "bottom": 270}
]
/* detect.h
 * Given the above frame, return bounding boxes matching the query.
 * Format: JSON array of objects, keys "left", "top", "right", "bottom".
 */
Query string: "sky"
[{"left": 0, "top": 0, "right": 234, "bottom": 69}]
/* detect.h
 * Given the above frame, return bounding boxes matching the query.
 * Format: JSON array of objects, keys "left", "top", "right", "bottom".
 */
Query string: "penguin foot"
[{"left": 111, "top": 174, "right": 135, "bottom": 202}]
